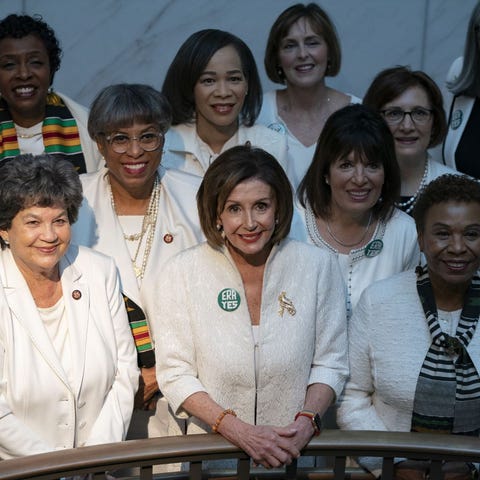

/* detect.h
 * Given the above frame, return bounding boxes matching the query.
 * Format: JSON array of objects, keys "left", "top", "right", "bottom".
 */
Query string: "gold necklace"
[
  {"left": 17, "top": 131, "right": 43, "bottom": 139},
  {"left": 108, "top": 175, "right": 161, "bottom": 280},
  {"left": 326, "top": 212, "right": 373, "bottom": 248}
]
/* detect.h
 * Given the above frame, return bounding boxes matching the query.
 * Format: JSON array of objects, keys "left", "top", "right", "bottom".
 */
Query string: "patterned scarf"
[
  {"left": 0, "top": 92, "right": 87, "bottom": 173},
  {"left": 123, "top": 295, "right": 155, "bottom": 369},
  {"left": 411, "top": 265, "right": 480, "bottom": 435}
]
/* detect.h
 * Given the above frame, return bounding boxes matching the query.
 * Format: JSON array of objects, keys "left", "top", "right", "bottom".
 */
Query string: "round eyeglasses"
[
  {"left": 105, "top": 132, "right": 163, "bottom": 154},
  {"left": 380, "top": 108, "right": 433, "bottom": 125}
]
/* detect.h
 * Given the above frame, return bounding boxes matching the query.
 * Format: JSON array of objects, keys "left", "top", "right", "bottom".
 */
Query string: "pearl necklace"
[
  {"left": 108, "top": 175, "right": 161, "bottom": 280},
  {"left": 326, "top": 211, "right": 372, "bottom": 248},
  {"left": 395, "top": 159, "right": 429, "bottom": 214}
]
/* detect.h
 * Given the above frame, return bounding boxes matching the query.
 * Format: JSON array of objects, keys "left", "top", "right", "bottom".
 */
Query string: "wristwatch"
[{"left": 294, "top": 410, "right": 322, "bottom": 436}]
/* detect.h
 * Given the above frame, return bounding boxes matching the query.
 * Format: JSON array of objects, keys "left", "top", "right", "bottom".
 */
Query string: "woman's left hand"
[{"left": 135, "top": 366, "right": 160, "bottom": 410}]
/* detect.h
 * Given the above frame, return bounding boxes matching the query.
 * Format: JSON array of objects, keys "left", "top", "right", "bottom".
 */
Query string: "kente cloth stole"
[
  {"left": 0, "top": 93, "right": 87, "bottom": 173},
  {"left": 123, "top": 295, "right": 155, "bottom": 369},
  {"left": 411, "top": 265, "right": 480, "bottom": 435}
]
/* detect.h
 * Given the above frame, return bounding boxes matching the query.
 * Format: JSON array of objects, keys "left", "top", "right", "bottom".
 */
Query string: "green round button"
[
  {"left": 218, "top": 288, "right": 241, "bottom": 312},
  {"left": 364, "top": 239, "right": 383, "bottom": 258}
]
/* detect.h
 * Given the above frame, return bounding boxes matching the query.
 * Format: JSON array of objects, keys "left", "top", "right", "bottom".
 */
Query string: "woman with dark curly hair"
[
  {"left": 338, "top": 174, "right": 480, "bottom": 480},
  {"left": 0, "top": 14, "right": 100, "bottom": 173}
]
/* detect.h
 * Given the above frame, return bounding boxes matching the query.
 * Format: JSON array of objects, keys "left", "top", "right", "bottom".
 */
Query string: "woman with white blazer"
[
  {"left": 161, "top": 29, "right": 288, "bottom": 180},
  {"left": 0, "top": 154, "right": 138, "bottom": 459},
  {"left": 443, "top": 1, "right": 480, "bottom": 177},
  {"left": 72, "top": 84, "right": 204, "bottom": 446}
]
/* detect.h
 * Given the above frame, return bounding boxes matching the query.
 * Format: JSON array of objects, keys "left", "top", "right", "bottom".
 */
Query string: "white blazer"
[
  {"left": 0, "top": 245, "right": 138, "bottom": 459},
  {"left": 162, "top": 122, "right": 288, "bottom": 177},
  {"left": 72, "top": 166, "right": 204, "bottom": 340}
]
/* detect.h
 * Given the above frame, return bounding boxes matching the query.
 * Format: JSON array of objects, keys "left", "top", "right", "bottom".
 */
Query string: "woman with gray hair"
[
  {"left": 72, "top": 83, "right": 204, "bottom": 444},
  {"left": 0, "top": 154, "right": 138, "bottom": 458}
]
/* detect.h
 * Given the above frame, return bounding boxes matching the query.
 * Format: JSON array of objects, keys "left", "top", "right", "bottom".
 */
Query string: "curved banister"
[{"left": 0, "top": 430, "right": 478, "bottom": 479}]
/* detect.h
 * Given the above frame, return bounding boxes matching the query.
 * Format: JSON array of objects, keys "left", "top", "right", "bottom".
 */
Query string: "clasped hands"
[{"left": 217, "top": 412, "right": 315, "bottom": 469}]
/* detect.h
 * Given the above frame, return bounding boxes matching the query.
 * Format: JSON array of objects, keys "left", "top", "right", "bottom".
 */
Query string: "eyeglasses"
[
  {"left": 104, "top": 132, "right": 163, "bottom": 154},
  {"left": 380, "top": 108, "right": 433, "bottom": 125}
]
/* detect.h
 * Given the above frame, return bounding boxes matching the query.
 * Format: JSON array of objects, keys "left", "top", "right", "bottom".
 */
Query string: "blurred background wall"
[{"left": 1, "top": 0, "right": 475, "bottom": 109}]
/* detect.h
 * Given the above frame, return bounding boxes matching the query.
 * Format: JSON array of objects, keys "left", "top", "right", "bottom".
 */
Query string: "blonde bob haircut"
[{"left": 197, "top": 145, "right": 293, "bottom": 248}]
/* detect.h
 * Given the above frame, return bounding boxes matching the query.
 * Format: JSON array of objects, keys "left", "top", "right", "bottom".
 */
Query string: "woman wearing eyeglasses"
[
  {"left": 72, "top": 84, "right": 204, "bottom": 448},
  {"left": 363, "top": 66, "right": 456, "bottom": 215}
]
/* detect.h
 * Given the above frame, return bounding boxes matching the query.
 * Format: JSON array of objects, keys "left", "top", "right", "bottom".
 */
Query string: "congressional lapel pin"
[
  {"left": 278, "top": 291, "right": 296, "bottom": 317},
  {"left": 72, "top": 289, "right": 82, "bottom": 300},
  {"left": 451, "top": 110, "right": 463, "bottom": 130},
  {"left": 218, "top": 288, "right": 241, "bottom": 312},
  {"left": 163, "top": 233, "right": 174, "bottom": 244},
  {"left": 364, "top": 239, "right": 383, "bottom": 258}
]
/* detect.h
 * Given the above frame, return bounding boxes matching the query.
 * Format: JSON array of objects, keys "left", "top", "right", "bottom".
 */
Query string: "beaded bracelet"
[{"left": 212, "top": 408, "right": 236, "bottom": 433}]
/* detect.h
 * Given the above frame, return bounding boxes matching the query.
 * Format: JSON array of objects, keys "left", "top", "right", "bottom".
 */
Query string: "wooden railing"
[{"left": 0, "top": 430, "right": 478, "bottom": 480}]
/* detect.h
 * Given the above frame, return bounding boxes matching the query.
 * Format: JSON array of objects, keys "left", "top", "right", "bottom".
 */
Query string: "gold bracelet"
[{"left": 212, "top": 408, "right": 236, "bottom": 433}]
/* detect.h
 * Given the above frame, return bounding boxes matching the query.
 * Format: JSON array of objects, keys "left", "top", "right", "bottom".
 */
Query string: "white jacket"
[
  {"left": 154, "top": 240, "right": 348, "bottom": 434},
  {"left": 0, "top": 245, "right": 138, "bottom": 458},
  {"left": 290, "top": 207, "right": 420, "bottom": 318},
  {"left": 337, "top": 269, "right": 480, "bottom": 473},
  {"left": 72, "top": 166, "right": 205, "bottom": 340},
  {"left": 162, "top": 122, "right": 288, "bottom": 177}
]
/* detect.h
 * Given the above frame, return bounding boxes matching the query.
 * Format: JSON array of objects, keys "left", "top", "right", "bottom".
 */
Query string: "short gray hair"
[
  {"left": 88, "top": 83, "right": 172, "bottom": 139},
  {"left": 0, "top": 154, "right": 83, "bottom": 249}
]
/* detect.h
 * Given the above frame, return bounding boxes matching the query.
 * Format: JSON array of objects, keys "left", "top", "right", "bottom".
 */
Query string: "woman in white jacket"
[
  {"left": 155, "top": 145, "right": 348, "bottom": 470},
  {"left": 443, "top": 1, "right": 480, "bottom": 178},
  {"left": 161, "top": 29, "right": 287, "bottom": 179},
  {"left": 72, "top": 84, "right": 205, "bottom": 446},
  {"left": 0, "top": 154, "right": 138, "bottom": 458},
  {"left": 338, "top": 174, "right": 480, "bottom": 480}
]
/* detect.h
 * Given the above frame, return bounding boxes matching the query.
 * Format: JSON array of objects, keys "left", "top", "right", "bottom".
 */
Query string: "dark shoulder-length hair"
[
  {"left": 298, "top": 104, "right": 400, "bottom": 222},
  {"left": 413, "top": 174, "right": 480, "bottom": 233},
  {"left": 265, "top": 2, "right": 341, "bottom": 84},
  {"left": 363, "top": 66, "right": 447, "bottom": 148},
  {"left": 447, "top": 1, "right": 480, "bottom": 97},
  {"left": 0, "top": 154, "right": 82, "bottom": 250},
  {"left": 162, "top": 29, "right": 262, "bottom": 127},
  {"left": 197, "top": 145, "right": 293, "bottom": 248},
  {"left": 0, "top": 14, "right": 62, "bottom": 85}
]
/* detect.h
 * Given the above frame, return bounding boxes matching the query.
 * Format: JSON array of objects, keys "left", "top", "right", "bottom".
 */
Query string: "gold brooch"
[{"left": 278, "top": 291, "right": 296, "bottom": 317}]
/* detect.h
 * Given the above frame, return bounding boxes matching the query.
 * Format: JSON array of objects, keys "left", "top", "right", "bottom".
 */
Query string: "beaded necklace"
[
  {"left": 107, "top": 174, "right": 161, "bottom": 280},
  {"left": 396, "top": 159, "right": 429, "bottom": 214}
]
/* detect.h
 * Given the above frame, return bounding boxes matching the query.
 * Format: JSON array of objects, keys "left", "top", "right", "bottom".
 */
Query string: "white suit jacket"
[
  {"left": 162, "top": 122, "right": 288, "bottom": 177},
  {"left": 337, "top": 269, "right": 480, "bottom": 473},
  {"left": 72, "top": 166, "right": 204, "bottom": 340},
  {"left": 155, "top": 240, "right": 348, "bottom": 434},
  {"left": 0, "top": 245, "right": 138, "bottom": 459}
]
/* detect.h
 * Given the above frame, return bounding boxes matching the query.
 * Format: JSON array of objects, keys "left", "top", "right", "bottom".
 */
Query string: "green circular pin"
[
  {"left": 364, "top": 239, "right": 383, "bottom": 258},
  {"left": 217, "top": 288, "right": 241, "bottom": 312}
]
